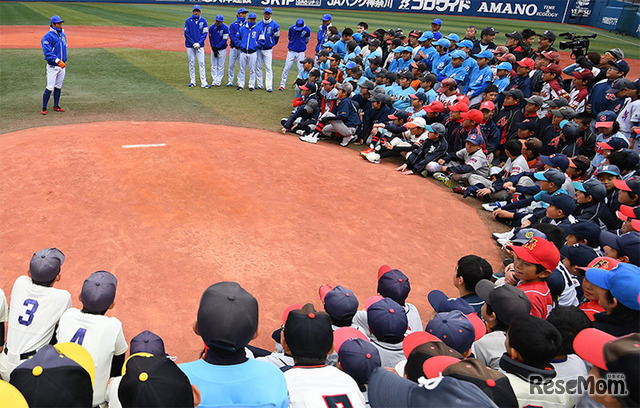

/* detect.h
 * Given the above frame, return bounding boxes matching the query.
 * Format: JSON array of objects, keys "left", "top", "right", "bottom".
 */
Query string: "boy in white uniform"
[
  {"left": 57, "top": 270, "right": 128, "bottom": 407},
  {"left": 0, "top": 248, "right": 71, "bottom": 380}
]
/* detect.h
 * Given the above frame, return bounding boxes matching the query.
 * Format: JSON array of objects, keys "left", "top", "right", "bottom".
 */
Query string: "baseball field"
[{"left": 0, "top": 2, "right": 638, "bottom": 359}]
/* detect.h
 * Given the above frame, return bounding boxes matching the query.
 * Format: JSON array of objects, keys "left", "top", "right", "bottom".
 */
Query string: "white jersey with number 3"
[
  {"left": 0, "top": 275, "right": 71, "bottom": 380},
  {"left": 57, "top": 308, "right": 128, "bottom": 407},
  {"left": 284, "top": 365, "right": 366, "bottom": 408}
]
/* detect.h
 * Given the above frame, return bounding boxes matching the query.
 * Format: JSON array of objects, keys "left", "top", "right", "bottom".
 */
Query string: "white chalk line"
[{"left": 122, "top": 143, "right": 167, "bottom": 149}]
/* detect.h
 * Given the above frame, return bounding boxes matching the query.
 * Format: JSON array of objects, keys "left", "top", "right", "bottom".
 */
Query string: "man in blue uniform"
[
  {"left": 227, "top": 7, "right": 247, "bottom": 87},
  {"left": 235, "top": 12, "right": 259, "bottom": 91},
  {"left": 41, "top": 15, "right": 68, "bottom": 115},
  {"left": 184, "top": 5, "right": 209, "bottom": 88},
  {"left": 316, "top": 14, "right": 332, "bottom": 53},
  {"left": 209, "top": 14, "right": 229, "bottom": 87},
  {"left": 279, "top": 18, "right": 311, "bottom": 91},
  {"left": 255, "top": 8, "right": 280, "bottom": 92}
]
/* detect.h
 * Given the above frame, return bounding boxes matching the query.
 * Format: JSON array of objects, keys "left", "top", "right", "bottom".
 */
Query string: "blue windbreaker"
[
  {"left": 316, "top": 23, "right": 331, "bottom": 52},
  {"left": 287, "top": 24, "right": 311, "bottom": 52},
  {"left": 184, "top": 14, "right": 209, "bottom": 48},
  {"left": 209, "top": 22, "right": 229, "bottom": 49},
  {"left": 229, "top": 17, "right": 245, "bottom": 48},
  {"left": 255, "top": 19, "right": 280, "bottom": 50},
  {"left": 236, "top": 21, "right": 259, "bottom": 53},
  {"left": 42, "top": 27, "right": 67, "bottom": 65}
]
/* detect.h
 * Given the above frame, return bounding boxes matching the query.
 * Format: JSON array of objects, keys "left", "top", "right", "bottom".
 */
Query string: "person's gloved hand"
[{"left": 193, "top": 42, "right": 200, "bottom": 49}]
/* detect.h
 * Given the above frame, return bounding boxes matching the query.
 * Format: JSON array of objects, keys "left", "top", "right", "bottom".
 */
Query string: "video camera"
[{"left": 558, "top": 32, "right": 597, "bottom": 58}]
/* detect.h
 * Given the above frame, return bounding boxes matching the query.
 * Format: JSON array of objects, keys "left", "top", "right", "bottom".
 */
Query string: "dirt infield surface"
[
  {"left": 0, "top": 121, "right": 501, "bottom": 361},
  {"left": 2, "top": 25, "right": 639, "bottom": 77}
]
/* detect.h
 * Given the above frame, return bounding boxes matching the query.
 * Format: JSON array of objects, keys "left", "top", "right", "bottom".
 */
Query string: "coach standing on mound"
[
  {"left": 184, "top": 5, "right": 210, "bottom": 88},
  {"left": 41, "top": 15, "right": 67, "bottom": 115}
]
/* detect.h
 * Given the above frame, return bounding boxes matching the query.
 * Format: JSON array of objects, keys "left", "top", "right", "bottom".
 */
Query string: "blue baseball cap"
[
  {"left": 322, "top": 41, "right": 334, "bottom": 48},
  {"left": 367, "top": 297, "right": 408, "bottom": 339},
  {"left": 540, "top": 153, "right": 570, "bottom": 172},
  {"left": 474, "top": 50, "right": 494, "bottom": 59},
  {"left": 192, "top": 4, "right": 201, "bottom": 11},
  {"left": 573, "top": 179, "right": 607, "bottom": 201},
  {"left": 434, "top": 38, "right": 451, "bottom": 48},
  {"left": 533, "top": 168, "right": 565, "bottom": 186},
  {"left": 596, "top": 164, "right": 621, "bottom": 177},
  {"left": 322, "top": 13, "right": 332, "bottom": 21},
  {"left": 511, "top": 228, "right": 547, "bottom": 245},
  {"left": 345, "top": 61, "right": 356, "bottom": 69},
  {"left": 237, "top": 7, "right": 248, "bottom": 14},
  {"left": 247, "top": 12, "right": 257, "bottom": 19},
  {"left": 215, "top": 14, "right": 224, "bottom": 22},
  {"left": 323, "top": 285, "right": 359, "bottom": 320},
  {"left": 496, "top": 62, "right": 512, "bottom": 71},
  {"left": 432, "top": 18, "right": 443, "bottom": 25},
  {"left": 427, "top": 290, "right": 475, "bottom": 314},
  {"left": 446, "top": 33, "right": 460, "bottom": 42},
  {"left": 418, "top": 32, "right": 434, "bottom": 41},
  {"left": 450, "top": 50, "right": 466, "bottom": 59},
  {"left": 426, "top": 310, "right": 476, "bottom": 353},
  {"left": 263, "top": 7, "right": 272, "bottom": 13},
  {"left": 586, "top": 262, "right": 640, "bottom": 309},
  {"left": 295, "top": 18, "right": 304, "bottom": 27},
  {"left": 457, "top": 39, "right": 474, "bottom": 49},
  {"left": 541, "top": 193, "right": 577, "bottom": 215},
  {"left": 50, "top": 15, "right": 64, "bottom": 24},
  {"left": 599, "top": 231, "right": 640, "bottom": 266},
  {"left": 465, "top": 133, "right": 483, "bottom": 145},
  {"left": 353, "top": 33, "right": 363, "bottom": 42}
]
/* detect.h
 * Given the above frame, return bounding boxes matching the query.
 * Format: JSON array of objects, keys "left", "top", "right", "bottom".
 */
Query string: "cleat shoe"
[
  {"left": 420, "top": 170, "right": 430, "bottom": 178},
  {"left": 442, "top": 178, "right": 459, "bottom": 188},
  {"left": 281, "top": 118, "right": 288, "bottom": 126},
  {"left": 453, "top": 186, "right": 467, "bottom": 195},
  {"left": 432, "top": 172, "right": 447, "bottom": 182},
  {"left": 340, "top": 135, "right": 356, "bottom": 147},
  {"left": 267, "top": 89, "right": 273, "bottom": 92},
  {"left": 40, "top": 108, "right": 47, "bottom": 115},
  {"left": 365, "top": 152, "right": 381, "bottom": 164},
  {"left": 249, "top": 87, "right": 254, "bottom": 91},
  {"left": 188, "top": 83, "right": 196, "bottom": 87},
  {"left": 204, "top": 84, "right": 211, "bottom": 89},
  {"left": 482, "top": 201, "right": 507, "bottom": 212},
  {"left": 52, "top": 106, "right": 65, "bottom": 112},
  {"left": 256, "top": 86, "right": 263, "bottom": 90},
  {"left": 492, "top": 228, "right": 515, "bottom": 241},
  {"left": 360, "top": 147, "right": 374, "bottom": 156},
  {"left": 299, "top": 134, "right": 318, "bottom": 144},
  {"left": 237, "top": 86, "right": 243, "bottom": 90},
  {"left": 226, "top": 82, "right": 233, "bottom": 87},
  {"left": 295, "top": 129, "right": 306, "bottom": 136},
  {"left": 279, "top": 86, "right": 285, "bottom": 91},
  {"left": 496, "top": 237, "right": 510, "bottom": 246}
]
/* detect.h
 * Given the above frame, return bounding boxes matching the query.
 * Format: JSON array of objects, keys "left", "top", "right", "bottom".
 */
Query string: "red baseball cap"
[
  {"left": 619, "top": 204, "right": 640, "bottom": 219},
  {"left": 480, "top": 101, "right": 495, "bottom": 111},
  {"left": 424, "top": 100, "right": 444, "bottom": 113},
  {"left": 507, "top": 237, "right": 560, "bottom": 271},
  {"left": 461, "top": 109, "right": 484, "bottom": 124},
  {"left": 449, "top": 103, "right": 469, "bottom": 112},
  {"left": 516, "top": 58, "right": 534, "bottom": 70},
  {"left": 541, "top": 64, "right": 562, "bottom": 76},
  {"left": 541, "top": 51, "right": 561, "bottom": 63}
]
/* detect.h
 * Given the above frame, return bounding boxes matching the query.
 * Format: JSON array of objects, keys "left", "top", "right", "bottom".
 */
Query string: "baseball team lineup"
[{"left": 1, "top": 1, "right": 638, "bottom": 406}]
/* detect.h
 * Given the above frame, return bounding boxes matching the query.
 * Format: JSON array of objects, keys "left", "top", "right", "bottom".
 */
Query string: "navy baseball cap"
[
  {"left": 323, "top": 285, "right": 359, "bottom": 320},
  {"left": 338, "top": 338, "right": 381, "bottom": 385},
  {"left": 29, "top": 248, "right": 65, "bottom": 282},
  {"left": 596, "top": 164, "right": 621, "bottom": 177},
  {"left": 389, "top": 110, "right": 409, "bottom": 122},
  {"left": 299, "top": 81, "right": 316, "bottom": 93},
  {"left": 599, "top": 231, "right": 640, "bottom": 266},
  {"left": 559, "top": 220, "right": 602, "bottom": 245},
  {"left": 475, "top": 280, "right": 531, "bottom": 325},
  {"left": 541, "top": 193, "right": 577, "bottom": 215},
  {"left": 596, "top": 110, "right": 618, "bottom": 127},
  {"left": 237, "top": 7, "right": 248, "bottom": 13},
  {"left": 586, "top": 262, "right": 640, "bottom": 309},
  {"left": 425, "top": 310, "right": 477, "bottom": 354},
  {"left": 517, "top": 119, "right": 538, "bottom": 132},
  {"left": 505, "top": 31, "right": 523, "bottom": 41},
  {"left": 263, "top": 7, "right": 272, "bottom": 13},
  {"left": 50, "top": 15, "right": 64, "bottom": 24},
  {"left": 534, "top": 168, "right": 565, "bottom": 186},
  {"left": 427, "top": 290, "right": 474, "bottom": 314},
  {"left": 573, "top": 179, "right": 607, "bottom": 201},
  {"left": 215, "top": 14, "right": 224, "bottom": 22},
  {"left": 442, "top": 358, "right": 519, "bottom": 407},
  {"left": 560, "top": 244, "right": 599, "bottom": 268},
  {"left": 377, "top": 266, "right": 410, "bottom": 304},
  {"left": 192, "top": 4, "right": 201, "bottom": 11},
  {"left": 130, "top": 330, "right": 166, "bottom": 356},
  {"left": 511, "top": 228, "right": 547, "bottom": 245},
  {"left": 368, "top": 366, "right": 497, "bottom": 407},
  {"left": 367, "top": 297, "right": 408, "bottom": 339},
  {"left": 322, "top": 13, "right": 332, "bottom": 21},
  {"left": 285, "top": 303, "right": 333, "bottom": 359},
  {"left": 247, "top": 12, "right": 257, "bottom": 19},
  {"left": 81, "top": 270, "right": 118, "bottom": 313},
  {"left": 608, "top": 59, "right": 630, "bottom": 75},
  {"left": 541, "top": 154, "right": 571, "bottom": 172},
  {"left": 410, "top": 92, "right": 427, "bottom": 103},
  {"left": 598, "top": 137, "right": 628, "bottom": 151},
  {"left": 465, "top": 133, "right": 483, "bottom": 146},
  {"left": 321, "top": 76, "right": 337, "bottom": 85}
]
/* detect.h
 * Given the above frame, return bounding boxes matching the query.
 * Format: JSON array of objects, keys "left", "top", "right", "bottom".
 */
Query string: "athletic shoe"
[
  {"left": 279, "top": 86, "right": 285, "bottom": 91},
  {"left": 299, "top": 134, "right": 318, "bottom": 144},
  {"left": 52, "top": 106, "right": 65, "bottom": 112},
  {"left": 482, "top": 201, "right": 507, "bottom": 212},
  {"left": 267, "top": 89, "right": 273, "bottom": 92},
  {"left": 40, "top": 108, "right": 47, "bottom": 115},
  {"left": 281, "top": 118, "right": 288, "bottom": 126},
  {"left": 365, "top": 152, "right": 381, "bottom": 164},
  {"left": 226, "top": 82, "right": 233, "bottom": 87},
  {"left": 443, "top": 178, "right": 459, "bottom": 188},
  {"left": 492, "top": 228, "right": 515, "bottom": 241},
  {"left": 432, "top": 172, "right": 447, "bottom": 182},
  {"left": 204, "top": 84, "right": 211, "bottom": 89},
  {"left": 340, "top": 135, "right": 356, "bottom": 147},
  {"left": 496, "top": 237, "right": 510, "bottom": 246},
  {"left": 188, "top": 83, "right": 195, "bottom": 87},
  {"left": 237, "top": 86, "right": 243, "bottom": 90},
  {"left": 453, "top": 186, "right": 467, "bottom": 195},
  {"left": 420, "top": 170, "right": 430, "bottom": 178},
  {"left": 249, "top": 87, "right": 254, "bottom": 91},
  {"left": 295, "top": 129, "right": 306, "bottom": 136},
  {"left": 359, "top": 147, "right": 374, "bottom": 156},
  {"left": 256, "top": 86, "right": 263, "bottom": 90}
]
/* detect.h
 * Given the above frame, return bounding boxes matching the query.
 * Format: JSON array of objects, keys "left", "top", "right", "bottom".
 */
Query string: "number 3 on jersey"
[
  {"left": 323, "top": 395, "right": 353, "bottom": 408},
  {"left": 18, "top": 299, "right": 39, "bottom": 326},
  {"left": 70, "top": 328, "right": 87, "bottom": 346}
]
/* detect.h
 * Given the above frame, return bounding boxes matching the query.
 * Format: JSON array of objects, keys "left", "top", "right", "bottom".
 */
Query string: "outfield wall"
[{"left": 10, "top": 0, "right": 640, "bottom": 36}]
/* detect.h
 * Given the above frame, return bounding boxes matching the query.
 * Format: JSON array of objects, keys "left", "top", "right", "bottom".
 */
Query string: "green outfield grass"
[{"left": 0, "top": 1, "right": 638, "bottom": 134}]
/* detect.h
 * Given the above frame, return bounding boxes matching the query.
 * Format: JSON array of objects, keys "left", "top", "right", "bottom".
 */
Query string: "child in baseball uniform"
[
  {"left": 56, "top": 270, "right": 128, "bottom": 407},
  {"left": 364, "top": 297, "right": 407, "bottom": 368},
  {"left": 0, "top": 248, "right": 71, "bottom": 381},
  {"left": 282, "top": 303, "right": 366, "bottom": 407}
]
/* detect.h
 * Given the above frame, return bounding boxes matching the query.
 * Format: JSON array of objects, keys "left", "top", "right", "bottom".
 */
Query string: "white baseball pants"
[
  {"left": 256, "top": 49, "right": 273, "bottom": 90},
  {"left": 279, "top": 50, "right": 305, "bottom": 88},
  {"left": 210, "top": 49, "right": 227, "bottom": 86},
  {"left": 187, "top": 47, "right": 208, "bottom": 87},
  {"left": 45, "top": 64, "right": 66, "bottom": 91},
  {"left": 237, "top": 52, "right": 257, "bottom": 89},
  {"left": 228, "top": 47, "right": 241, "bottom": 85}
]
